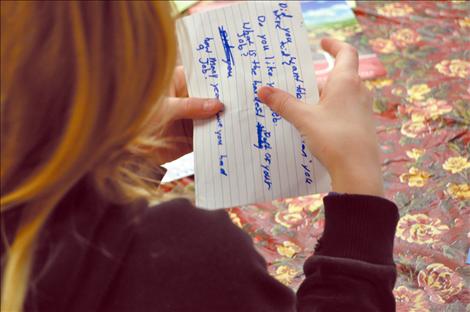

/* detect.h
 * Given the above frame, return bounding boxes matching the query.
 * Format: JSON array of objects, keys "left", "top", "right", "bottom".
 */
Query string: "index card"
[{"left": 177, "top": 1, "right": 330, "bottom": 209}]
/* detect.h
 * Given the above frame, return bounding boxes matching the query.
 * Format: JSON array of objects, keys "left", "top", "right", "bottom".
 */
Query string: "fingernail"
[{"left": 204, "top": 99, "right": 222, "bottom": 111}]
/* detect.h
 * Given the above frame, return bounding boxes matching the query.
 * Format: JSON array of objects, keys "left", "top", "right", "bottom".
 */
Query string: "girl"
[{"left": 1, "top": 2, "right": 398, "bottom": 311}]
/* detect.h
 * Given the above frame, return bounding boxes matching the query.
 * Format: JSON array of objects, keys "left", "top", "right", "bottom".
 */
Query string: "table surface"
[{"left": 165, "top": 1, "right": 470, "bottom": 311}]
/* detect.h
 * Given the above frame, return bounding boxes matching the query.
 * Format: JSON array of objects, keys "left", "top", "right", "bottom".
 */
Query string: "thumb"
[
  {"left": 258, "top": 86, "right": 309, "bottom": 128},
  {"left": 166, "top": 97, "right": 224, "bottom": 121}
]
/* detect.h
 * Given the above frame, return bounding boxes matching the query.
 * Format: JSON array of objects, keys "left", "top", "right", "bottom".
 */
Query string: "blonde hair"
[{"left": 1, "top": 2, "right": 177, "bottom": 310}]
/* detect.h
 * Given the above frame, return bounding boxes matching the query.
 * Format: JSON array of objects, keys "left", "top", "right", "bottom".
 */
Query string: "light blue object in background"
[{"left": 466, "top": 249, "right": 470, "bottom": 265}]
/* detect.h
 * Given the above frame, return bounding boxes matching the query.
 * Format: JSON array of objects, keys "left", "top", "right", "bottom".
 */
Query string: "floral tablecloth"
[{"left": 167, "top": 1, "right": 470, "bottom": 311}]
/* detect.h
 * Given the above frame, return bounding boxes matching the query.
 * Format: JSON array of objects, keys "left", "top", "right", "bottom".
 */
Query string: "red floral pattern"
[
  {"left": 166, "top": 1, "right": 470, "bottom": 310},
  {"left": 355, "top": 3, "right": 470, "bottom": 309}
]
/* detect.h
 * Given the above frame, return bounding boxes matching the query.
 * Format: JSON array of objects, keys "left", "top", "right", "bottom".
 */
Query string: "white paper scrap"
[
  {"left": 177, "top": 1, "right": 330, "bottom": 209},
  {"left": 161, "top": 152, "right": 194, "bottom": 183}
]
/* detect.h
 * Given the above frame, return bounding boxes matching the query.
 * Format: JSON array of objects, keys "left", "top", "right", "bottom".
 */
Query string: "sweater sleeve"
[
  {"left": 100, "top": 198, "right": 296, "bottom": 312},
  {"left": 101, "top": 195, "right": 399, "bottom": 312},
  {"left": 296, "top": 194, "right": 399, "bottom": 312}
]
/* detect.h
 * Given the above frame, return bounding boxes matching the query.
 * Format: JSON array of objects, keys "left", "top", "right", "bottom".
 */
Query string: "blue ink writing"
[
  {"left": 210, "top": 83, "right": 220, "bottom": 98},
  {"left": 261, "top": 163, "right": 272, "bottom": 190},
  {"left": 199, "top": 57, "right": 218, "bottom": 79},
  {"left": 254, "top": 122, "right": 272, "bottom": 150},
  {"left": 218, "top": 26, "right": 235, "bottom": 78},
  {"left": 301, "top": 142, "right": 308, "bottom": 157},
  {"left": 301, "top": 164, "right": 313, "bottom": 184},
  {"left": 219, "top": 155, "right": 228, "bottom": 176},
  {"left": 237, "top": 22, "right": 254, "bottom": 51},
  {"left": 197, "top": 37, "right": 214, "bottom": 53}
]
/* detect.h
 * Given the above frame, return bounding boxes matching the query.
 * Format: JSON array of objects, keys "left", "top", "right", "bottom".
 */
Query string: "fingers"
[
  {"left": 167, "top": 97, "right": 224, "bottom": 120},
  {"left": 167, "top": 66, "right": 223, "bottom": 120},
  {"left": 258, "top": 86, "right": 309, "bottom": 129},
  {"left": 317, "top": 81, "right": 325, "bottom": 97},
  {"left": 321, "top": 38, "right": 359, "bottom": 75},
  {"left": 170, "top": 66, "right": 189, "bottom": 97}
]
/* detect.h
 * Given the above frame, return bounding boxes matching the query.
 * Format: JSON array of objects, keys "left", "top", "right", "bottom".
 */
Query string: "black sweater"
[{"left": 3, "top": 181, "right": 399, "bottom": 311}]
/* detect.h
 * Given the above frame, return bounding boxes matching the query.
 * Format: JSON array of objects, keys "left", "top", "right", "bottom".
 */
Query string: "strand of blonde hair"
[
  {"left": 1, "top": 3, "right": 97, "bottom": 310},
  {"left": 1, "top": 2, "right": 177, "bottom": 311}
]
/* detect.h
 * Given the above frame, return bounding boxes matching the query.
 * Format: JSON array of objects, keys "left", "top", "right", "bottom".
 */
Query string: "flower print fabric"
[{"left": 164, "top": 1, "right": 470, "bottom": 311}]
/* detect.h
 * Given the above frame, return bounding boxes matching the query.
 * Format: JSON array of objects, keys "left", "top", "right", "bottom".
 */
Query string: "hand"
[
  {"left": 258, "top": 38, "right": 384, "bottom": 197},
  {"left": 154, "top": 66, "right": 223, "bottom": 164}
]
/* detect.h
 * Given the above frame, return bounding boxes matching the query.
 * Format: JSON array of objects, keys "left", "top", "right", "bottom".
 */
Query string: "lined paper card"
[{"left": 177, "top": 1, "right": 330, "bottom": 209}]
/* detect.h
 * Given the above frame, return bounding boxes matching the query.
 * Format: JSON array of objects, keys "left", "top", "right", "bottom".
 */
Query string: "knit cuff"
[{"left": 315, "top": 194, "right": 399, "bottom": 265}]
